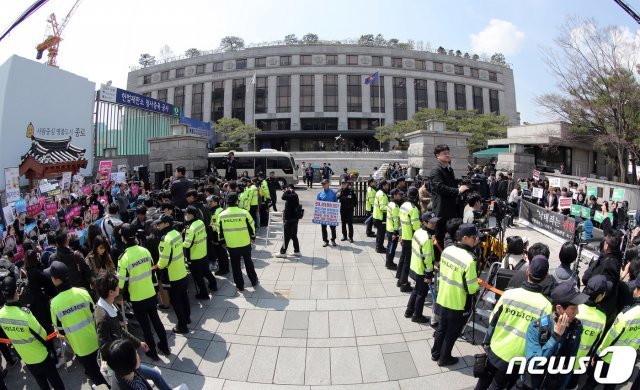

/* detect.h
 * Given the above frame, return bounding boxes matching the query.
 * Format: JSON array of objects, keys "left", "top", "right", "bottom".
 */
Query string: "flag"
[
  {"left": 364, "top": 71, "right": 379, "bottom": 85},
  {"left": 249, "top": 71, "right": 257, "bottom": 85}
]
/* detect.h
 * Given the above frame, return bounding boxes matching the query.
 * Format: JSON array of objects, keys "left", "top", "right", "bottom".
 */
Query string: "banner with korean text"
[
  {"left": 519, "top": 200, "right": 575, "bottom": 242},
  {"left": 312, "top": 201, "right": 340, "bottom": 226}
]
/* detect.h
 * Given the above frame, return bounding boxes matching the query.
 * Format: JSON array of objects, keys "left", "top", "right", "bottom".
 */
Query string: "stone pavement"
[{"left": 9, "top": 187, "right": 579, "bottom": 390}]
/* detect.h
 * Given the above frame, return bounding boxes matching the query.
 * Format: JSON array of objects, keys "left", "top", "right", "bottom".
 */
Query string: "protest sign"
[
  {"left": 111, "top": 172, "right": 126, "bottom": 184},
  {"left": 14, "top": 244, "right": 23, "bottom": 261},
  {"left": 24, "top": 222, "right": 37, "bottom": 234},
  {"left": 2, "top": 206, "right": 14, "bottom": 226},
  {"left": 4, "top": 167, "right": 20, "bottom": 204},
  {"left": 580, "top": 177, "right": 587, "bottom": 185},
  {"left": 65, "top": 206, "right": 82, "bottom": 225},
  {"left": 532, "top": 170, "right": 540, "bottom": 181},
  {"left": 549, "top": 177, "right": 561, "bottom": 188},
  {"left": 82, "top": 184, "right": 92, "bottom": 195},
  {"left": 519, "top": 201, "right": 575, "bottom": 242},
  {"left": 587, "top": 186, "right": 598, "bottom": 198},
  {"left": 14, "top": 199, "right": 27, "bottom": 214},
  {"left": 61, "top": 172, "right": 72, "bottom": 190},
  {"left": 312, "top": 201, "right": 340, "bottom": 226},
  {"left": 131, "top": 184, "right": 140, "bottom": 197},
  {"left": 26, "top": 203, "right": 43, "bottom": 218},
  {"left": 531, "top": 187, "right": 544, "bottom": 199},
  {"left": 98, "top": 161, "right": 112, "bottom": 185},
  {"left": 45, "top": 202, "right": 58, "bottom": 217},
  {"left": 611, "top": 189, "right": 625, "bottom": 202},
  {"left": 559, "top": 197, "right": 572, "bottom": 210},
  {"left": 580, "top": 206, "right": 591, "bottom": 219},
  {"left": 38, "top": 196, "right": 46, "bottom": 208},
  {"left": 570, "top": 204, "right": 581, "bottom": 217}
]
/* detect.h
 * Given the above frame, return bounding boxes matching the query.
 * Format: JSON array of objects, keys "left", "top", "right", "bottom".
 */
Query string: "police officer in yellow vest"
[
  {"left": 117, "top": 224, "right": 169, "bottom": 360},
  {"left": 0, "top": 275, "right": 64, "bottom": 390},
  {"left": 258, "top": 172, "right": 271, "bottom": 227},
  {"left": 475, "top": 255, "right": 553, "bottom": 390},
  {"left": 588, "top": 274, "right": 640, "bottom": 389},
  {"left": 184, "top": 205, "right": 218, "bottom": 299},
  {"left": 385, "top": 188, "right": 403, "bottom": 270},
  {"left": 46, "top": 261, "right": 108, "bottom": 387},
  {"left": 396, "top": 187, "right": 421, "bottom": 279},
  {"left": 156, "top": 214, "right": 191, "bottom": 334},
  {"left": 238, "top": 182, "right": 250, "bottom": 211},
  {"left": 248, "top": 178, "right": 260, "bottom": 225},
  {"left": 405, "top": 212, "right": 436, "bottom": 324},
  {"left": 207, "top": 195, "right": 230, "bottom": 276},
  {"left": 431, "top": 223, "right": 481, "bottom": 366},
  {"left": 219, "top": 192, "right": 259, "bottom": 291},
  {"left": 365, "top": 178, "right": 377, "bottom": 237},
  {"left": 373, "top": 180, "right": 390, "bottom": 253},
  {"left": 568, "top": 275, "right": 609, "bottom": 388}
]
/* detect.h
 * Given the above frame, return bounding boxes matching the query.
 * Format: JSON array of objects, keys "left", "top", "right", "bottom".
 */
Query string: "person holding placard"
[{"left": 317, "top": 179, "right": 338, "bottom": 247}]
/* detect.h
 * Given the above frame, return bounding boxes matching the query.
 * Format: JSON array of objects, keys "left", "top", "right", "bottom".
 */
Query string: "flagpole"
[
  {"left": 377, "top": 69, "right": 382, "bottom": 152},
  {"left": 252, "top": 71, "right": 257, "bottom": 151}
]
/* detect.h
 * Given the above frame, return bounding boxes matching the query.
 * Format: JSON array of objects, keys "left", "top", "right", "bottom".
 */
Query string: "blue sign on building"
[
  {"left": 99, "top": 85, "right": 180, "bottom": 117},
  {"left": 179, "top": 116, "right": 215, "bottom": 147}
]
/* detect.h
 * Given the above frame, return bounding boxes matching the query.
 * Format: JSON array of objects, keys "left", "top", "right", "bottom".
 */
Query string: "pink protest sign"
[
  {"left": 26, "top": 204, "right": 43, "bottom": 218},
  {"left": 90, "top": 205, "right": 99, "bottom": 217},
  {"left": 82, "top": 184, "right": 93, "bottom": 195},
  {"left": 131, "top": 184, "right": 139, "bottom": 197},
  {"left": 65, "top": 206, "right": 82, "bottom": 225},
  {"left": 38, "top": 196, "right": 46, "bottom": 208},
  {"left": 45, "top": 202, "right": 58, "bottom": 217}
]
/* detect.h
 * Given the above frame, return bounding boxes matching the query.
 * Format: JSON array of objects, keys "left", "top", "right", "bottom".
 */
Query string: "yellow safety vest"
[
  {"left": 386, "top": 202, "right": 400, "bottom": 233},
  {"left": 366, "top": 186, "right": 376, "bottom": 212},
  {"left": 575, "top": 304, "right": 607, "bottom": 368},
  {"left": 399, "top": 201, "right": 420, "bottom": 240},
  {"left": 157, "top": 229, "right": 188, "bottom": 282},
  {"left": 410, "top": 228, "right": 434, "bottom": 276},
  {"left": 436, "top": 245, "right": 480, "bottom": 311},
  {"left": 239, "top": 191, "right": 250, "bottom": 210},
  {"left": 219, "top": 206, "right": 255, "bottom": 248},
  {"left": 597, "top": 304, "right": 640, "bottom": 364},
  {"left": 260, "top": 180, "right": 271, "bottom": 200},
  {"left": 185, "top": 219, "right": 208, "bottom": 260},
  {"left": 489, "top": 287, "right": 553, "bottom": 364},
  {"left": 249, "top": 185, "right": 259, "bottom": 206},
  {"left": 0, "top": 305, "right": 49, "bottom": 365},
  {"left": 373, "top": 190, "right": 388, "bottom": 221},
  {"left": 50, "top": 287, "right": 98, "bottom": 357},
  {"left": 117, "top": 245, "right": 157, "bottom": 302}
]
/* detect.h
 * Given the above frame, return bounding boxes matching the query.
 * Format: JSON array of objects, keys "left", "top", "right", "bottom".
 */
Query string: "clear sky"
[{"left": 0, "top": 0, "right": 639, "bottom": 124}]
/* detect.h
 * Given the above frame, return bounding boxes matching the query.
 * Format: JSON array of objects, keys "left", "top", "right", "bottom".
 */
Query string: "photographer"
[
  {"left": 224, "top": 152, "right": 238, "bottom": 180},
  {"left": 429, "top": 145, "right": 468, "bottom": 247},
  {"left": 463, "top": 193, "right": 482, "bottom": 224}
]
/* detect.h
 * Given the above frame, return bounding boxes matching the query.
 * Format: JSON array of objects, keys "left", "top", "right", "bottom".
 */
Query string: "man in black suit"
[
  {"left": 225, "top": 152, "right": 238, "bottom": 180},
  {"left": 429, "top": 144, "right": 468, "bottom": 247}
]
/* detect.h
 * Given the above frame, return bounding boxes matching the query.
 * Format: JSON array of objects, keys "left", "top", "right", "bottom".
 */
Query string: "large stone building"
[{"left": 127, "top": 44, "right": 519, "bottom": 151}]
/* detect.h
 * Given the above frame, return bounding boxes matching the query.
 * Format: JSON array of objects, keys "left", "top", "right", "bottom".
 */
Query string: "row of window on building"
[
  {"left": 146, "top": 76, "right": 500, "bottom": 125},
  {"left": 142, "top": 55, "right": 499, "bottom": 85}
]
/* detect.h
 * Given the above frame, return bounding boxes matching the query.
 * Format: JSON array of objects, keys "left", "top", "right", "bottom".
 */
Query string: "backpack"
[{"left": 295, "top": 205, "right": 305, "bottom": 220}]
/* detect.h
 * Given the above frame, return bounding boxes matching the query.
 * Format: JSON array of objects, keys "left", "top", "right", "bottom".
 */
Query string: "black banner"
[{"left": 519, "top": 201, "right": 576, "bottom": 242}]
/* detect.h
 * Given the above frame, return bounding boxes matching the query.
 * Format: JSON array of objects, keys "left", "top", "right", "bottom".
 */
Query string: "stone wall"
[{"left": 148, "top": 133, "right": 208, "bottom": 177}]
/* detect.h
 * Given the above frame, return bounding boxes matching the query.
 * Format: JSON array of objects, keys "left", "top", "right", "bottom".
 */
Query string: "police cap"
[
  {"left": 551, "top": 281, "right": 589, "bottom": 305},
  {"left": 44, "top": 261, "right": 69, "bottom": 281}
]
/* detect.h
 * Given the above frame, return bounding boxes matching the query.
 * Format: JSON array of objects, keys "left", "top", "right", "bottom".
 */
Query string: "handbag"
[{"left": 473, "top": 352, "right": 488, "bottom": 378}]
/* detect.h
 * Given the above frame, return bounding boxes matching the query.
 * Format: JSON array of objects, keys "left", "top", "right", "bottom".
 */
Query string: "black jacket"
[
  {"left": 336, "top": 187, "right": 356, "bottom": 210},
  {"left": 282, "top": 191, "right": 300, "bottom": 222},
  {"left": 225, "top": 159, "right": 238, "bottom": 180},
  {"left": 170, "top": 176, "right": 192, "bottom": 209},
  {"left": 496, "top": 179, "right": 508, "bottom": 200},
  {"left": 50, "top": 247, "right": 92, "bottom": 292},
  {"left": 429, "top": 162, "right": 459, "bottom": 219},
  {"left": 582, "top": 251, "right": 622, "bottom": 326}
]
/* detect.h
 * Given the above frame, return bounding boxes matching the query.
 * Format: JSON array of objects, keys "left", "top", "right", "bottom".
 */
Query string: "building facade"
[{"left": 127, "top": 45, "right": 519, "bottom": 152}]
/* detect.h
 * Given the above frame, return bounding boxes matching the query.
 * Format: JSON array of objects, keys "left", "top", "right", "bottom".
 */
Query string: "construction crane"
[
  {"left": 35, "top": 0, "right": 83, "bottom": 67},
  {"left": 613, "top": 0, "right": 640, "bottom": 24}
]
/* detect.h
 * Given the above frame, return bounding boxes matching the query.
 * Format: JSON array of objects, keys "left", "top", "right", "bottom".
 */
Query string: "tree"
[
  {"left": 219, "top": 36, "right": 245, "bottom": 52},
  {"left": 284, "top": 34, "right": 298, "bottom": 45},
  {"left": 537, "top": 18, "right": 640, "bottom": 183},
  {"left": 358, "top": 34, "right": 375, "bottom": 46},
  {"left": 374, "top": 34, "right": 386, "bottom": 46},
  {"left": 455, "top": 50, "right": 462, "bottom": 57},
  {"left": 472, "top": 54, "right": 479, "bottom": 60},
  {"left": 302, "top": 33, "right": 318, "bottom": 44},
  {"left": 413, "top": 108, "right": 510, "bottom": 152},
  {"left": 437, "top": 46, "right": 446, "bottom": 55},
  {"left": 374, "top": 120, "right": 419, "bottom": 146},
  {"left": 387, "top": 38, "right": 400, "bottom": 48},
  {"left": 490, "top": 52, "right": 506, "bottom": 65},
  {"left": 138, "top": 53, "right": 155, "bottom": 67},
  {"left": 215, "top": 118, "right": 261, "bottom": 148},
  {"left": 185, "top": 48, "right": 201, "bottom": 58},
  {"left": 159, "top": 44, "right": 174, "bottom": 62}
]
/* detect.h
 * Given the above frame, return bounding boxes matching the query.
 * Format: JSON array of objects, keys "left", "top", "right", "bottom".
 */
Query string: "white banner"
[
  {"left": 3, "top": 167, "right": 20, "bottom": 204},
  {"left": 532, "top": 187, "right": 544, "bottom": 199},
  {"left": 312, "top": 201, "right": 340, "bottom": 226},
  {"left": 2, "top": 206, "right": 15, "bottom": 226}
]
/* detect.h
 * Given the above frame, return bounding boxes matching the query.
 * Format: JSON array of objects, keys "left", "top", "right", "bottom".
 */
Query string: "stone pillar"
[
  {"left": 384, "top": 76, "right": 394, "bottom": 124},
  {"left": 203, "top": 82, "right": 212, "bottom": 123},
  {"left": 406, "top": 77, "right": 416, "bottom": 119},
  {"left": 495, "top": 144, "right": 535, "bottom": 180},
  {"left": 167, "top": 87, "right": 175, "bottom": 104},
  {"left": 498, "top": 90, "right": 505, "bottom": 116},
  {"left": 465, "top": 84, "right": 473, "bottom": 112},
  {"left": 148, "top": 130, "right": 209, "bottom": 179},
  {"left": 245, "top": 76, "right": 255, "bottom": 126},
  {"left": 223, "top": 79, "right": 232, "bottom": 118},
  {"left": 267, "top": 76, "right": 277, "bottom": 113},
  {"left": 151, "top": 90, "right": 158, "bottom": 100},
  {"left": 446, "top": 82, "right": 455, "bottom": 112},
  {"left": 338, "top": 74, "right": 347, "bottom": 130},
  {"left": 406, "top": 120, "right": 470, "bottom": 178},
  {"left": 184, "top": 84, "right": 193, "bottom": 118},
  {"left": 291, "top": 74, "right": 300, "bottom": 131},
  {"left": 482, "top": 88, "right": 490, "bottom": 115},
  {"left": 427, "top": 80, "right": 436, "bottom": 109},
  {"left": 362, "top": 75, "right": 372, "bottom": 113},
  {"left": 314, "top": 74, "right": 323, "bottom": 112}
]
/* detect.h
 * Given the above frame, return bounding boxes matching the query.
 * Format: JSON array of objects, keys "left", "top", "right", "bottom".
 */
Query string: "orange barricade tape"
[
  {"left": 0, "top": 331, "right": 59, "bottom": 345},
  {"left": 46, "top": 331, "right": 58, "bottom": 341},
  {"left": 0, "top": 338, "right": 10, "bottom": 345},
  {"left": 478, "top": 278, "right": 504, "bottom": 296}
]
